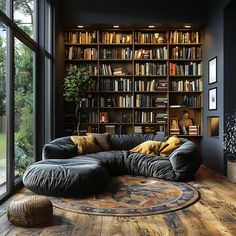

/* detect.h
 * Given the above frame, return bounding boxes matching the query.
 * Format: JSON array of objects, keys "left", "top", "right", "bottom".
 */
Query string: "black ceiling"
[{"left": 57, "top": 0, "right": 211, "bottom": 28}]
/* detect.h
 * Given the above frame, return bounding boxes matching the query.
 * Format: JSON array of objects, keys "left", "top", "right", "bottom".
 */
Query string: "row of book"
[
  {"left": 65, "top": 47, "right": 97, "bottom": 60},
  {"left": 65, "top": 31, "right": 200, "bottom": 45},
  {"left": 65, "top": 31, "right": 97, "bottom": 44},
  {"left": 182, "top": 95, "right": 202, "bottom": 107},
  {"left": 90, "top": 78, "right": 168, "bottom": 92},
  {"left": 66, "top": 63, "right": 202, "bottom": 77},
  {"left": 170, "top": 31, "right": 200, "bottom": 44},
  {"left": 80, "top": 112, "right": 99, "bottom": 123},
  {"left": 101, "top": 32, "right": 132, "bottom": 44},
  {"left": 134, "top": 111, "right": 168, "bottom": 124},
  {"left": 136, "top": 94, "right": 167, "bottom": 107},
  {"left": 134, "top": 48, "right": 168, "bottom": 59},
  {"left": 134, "top": 79, "right": 167, "bottom": 92},
  {"left": 171, "top": 46, "right": 202, "bottom": 59},
  {"left": 100, "top": 48, "right": 132, "bottom": 59},
  {"left": 100, "top": 78, "right": 132, "bottom": 91},
  {"left": 134, "top": 125, "right": 166, "bottom": 135},
  {"left": 169, "top": 62, "right": 202, "bottom": 76},
  {"left": 99, "top": 111, "right": 133, "bottom": 124},
  {"left": 134, "top": 32, "right": 167, "bottom": 44},
  {"left": 135, "top": 63, "right": 167, "bottom": 76},
  {"left": 80, "top": 96, "right": 98, "bottom": 108},
  {"left": 100, "top": 64, "right": 127, "bottom": 76},
  {"left": 100, "top": 95, "right": 134, "bottom": 108},
  {"left": 171, "top": 79, "right": 203, "bottom": 92}
]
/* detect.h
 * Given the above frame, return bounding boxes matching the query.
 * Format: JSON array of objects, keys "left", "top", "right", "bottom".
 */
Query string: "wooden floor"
[{"left": 0, "top": 165, "right": 236, "bottom": 236}]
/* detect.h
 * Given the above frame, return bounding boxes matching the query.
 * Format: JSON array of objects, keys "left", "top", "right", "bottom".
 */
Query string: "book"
[{"left": 105, "top": 125, "right": 116, "bottom": 134}]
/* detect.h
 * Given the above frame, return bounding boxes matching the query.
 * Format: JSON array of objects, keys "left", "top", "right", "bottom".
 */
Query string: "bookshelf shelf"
[
  {"left": 64, "top": 43, "right": 99, "bottom": 46},
  {"left": 63, "top": 28, "right": 203, "bottom": 136}
]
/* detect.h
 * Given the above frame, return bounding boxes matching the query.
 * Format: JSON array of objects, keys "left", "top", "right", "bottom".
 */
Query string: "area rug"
[{"left": 50, "top": 175, "right": 199, "bottom": 216}]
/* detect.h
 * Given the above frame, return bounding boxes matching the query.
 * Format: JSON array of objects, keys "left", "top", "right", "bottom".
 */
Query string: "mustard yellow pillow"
[
  {"left": 160, "top": 135, "right": 182, "bottom": 157},
  {"left": 70, "top": 135, "right": 102, "bottom": 154},
  {"left": 130, "top": 140, "right": 168, "bottom": 156}
]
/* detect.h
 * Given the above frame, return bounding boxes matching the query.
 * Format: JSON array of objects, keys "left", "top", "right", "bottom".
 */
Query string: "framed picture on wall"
[
  {"left": 208, "top": 87, "right": 217, "bottom": 110},
  {"left": 208, "top": 57, "right": 217, "bottom": 84}
]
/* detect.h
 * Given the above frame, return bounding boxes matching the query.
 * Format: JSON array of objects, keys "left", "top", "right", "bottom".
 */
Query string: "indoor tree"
[{"left": 63, "top": 65, "right": 92, "bottom": 134}]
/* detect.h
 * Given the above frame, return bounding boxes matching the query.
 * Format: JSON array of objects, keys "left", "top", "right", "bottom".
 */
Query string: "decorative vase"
[{"left": 227, "top": 154, "right": 236, "bottom": 183}]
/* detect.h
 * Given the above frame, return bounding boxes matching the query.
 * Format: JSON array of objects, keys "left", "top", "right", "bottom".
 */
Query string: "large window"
[
  {"left": 0, "top": 21, "right": 7, "bottom": 195},
  {"left": 14, "top": 0, "right": 36, "bottom": 39},
  {"left": 0, "top": 0, "right": 54, "bottom": 201},
  {"left": 14, "top": 38, "right": 35, "bottom": 179}
]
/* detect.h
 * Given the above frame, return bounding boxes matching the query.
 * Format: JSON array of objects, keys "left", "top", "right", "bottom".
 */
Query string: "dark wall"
[
  {"left": 223, "top": 2, "right": 236, "bottom": 170},
  {"left": 224, "top": 3, "right": 236, "bottom": 115},
  {"left": 201, "top": 0, "right": 231, "bottom": 175},
  {"left": 60, "top": 0, "right": 208, "bottom": 27}
]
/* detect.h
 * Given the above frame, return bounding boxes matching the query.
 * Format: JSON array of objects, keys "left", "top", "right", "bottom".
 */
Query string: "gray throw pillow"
[{"left": 86, "top": 133, "right": 111, "bottom": 151}]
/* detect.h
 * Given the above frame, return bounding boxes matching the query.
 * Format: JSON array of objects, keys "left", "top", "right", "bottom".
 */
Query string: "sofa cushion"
[
  {"left": 130, "top": 141, "right": 168, "bottom": 156},
  {"left": 23, "top": 157, "right": 110, "bottom": 197},
  {"left": 110, "top": 134, "right": 167, "bottom": 150},
  {"left": 86, "top": 133, "right": 111, "bottom": 151},
  {"left": 71, "top": 135, "right": 102, "bottom": 154},
  {"left": 160, "top": 136, "right": 182, "bottom": 157},
  {"left": 42, "top": 136, "right": 77, "bottom": 159}
]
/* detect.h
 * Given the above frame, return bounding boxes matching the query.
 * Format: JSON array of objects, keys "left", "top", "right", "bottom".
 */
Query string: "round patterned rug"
[{"left": 50, "top": 175, "right": 199, "bottom": 216}]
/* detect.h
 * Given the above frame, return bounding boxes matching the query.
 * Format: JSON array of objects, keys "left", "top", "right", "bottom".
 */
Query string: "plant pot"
[{"left": 227, "top": 154, "right": 236, "bottom": 183}]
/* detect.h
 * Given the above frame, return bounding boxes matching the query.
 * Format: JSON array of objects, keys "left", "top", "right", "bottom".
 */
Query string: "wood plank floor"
[{"left": 0, "top": 165, "right": 236, "bottom": 236}]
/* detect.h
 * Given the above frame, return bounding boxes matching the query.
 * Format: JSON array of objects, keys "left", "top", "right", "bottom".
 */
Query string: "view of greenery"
[
  {"left": 0, "top": 22, "right": 6, "bottom": 176},
  {"left": 0, "top": 0, "right": 6, "bottom": 13},
  {"left": 0, "top": 0, "right": 34, "bottom": 176}
]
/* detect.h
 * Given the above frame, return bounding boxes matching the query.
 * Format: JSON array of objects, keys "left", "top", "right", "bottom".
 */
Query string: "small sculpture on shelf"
[{"left": 178, "top": 110, "right": 193, "bottom": 135}]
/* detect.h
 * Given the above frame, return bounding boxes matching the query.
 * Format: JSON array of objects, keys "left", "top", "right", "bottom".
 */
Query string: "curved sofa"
[{"left": 23, "top": 134, "right": 201, "bottom": 197}]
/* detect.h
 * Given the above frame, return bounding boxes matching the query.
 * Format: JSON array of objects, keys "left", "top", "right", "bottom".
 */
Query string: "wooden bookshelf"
[{"left": 63, "top": 28, "right": 203, "bottom": 136}]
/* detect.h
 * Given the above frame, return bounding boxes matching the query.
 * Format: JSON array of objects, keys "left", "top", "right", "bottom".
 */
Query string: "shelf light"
[
  {"left": 184, "top": 25, "right": 191, "bottom": 28},
  {"left": 113, "top": 25, "right": 120, "bottom": 28},
  {"left": 78, "top": 25, "right": 84, "bottom": 28},
  {"left": 148, "top": 25, "right": 155, "bottom": 28}
]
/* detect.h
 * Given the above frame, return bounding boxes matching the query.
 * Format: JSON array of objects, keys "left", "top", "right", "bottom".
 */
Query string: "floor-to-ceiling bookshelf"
[{"left": 64, "top": 28, "right": 203, "bottom": 136}]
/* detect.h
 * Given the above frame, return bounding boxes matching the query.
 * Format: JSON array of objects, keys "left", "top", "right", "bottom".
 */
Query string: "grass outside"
[{"left": 0, "top": 133, "right": 6, "bottom": 170}]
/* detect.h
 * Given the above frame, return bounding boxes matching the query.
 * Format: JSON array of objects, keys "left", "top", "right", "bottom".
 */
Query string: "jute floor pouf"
[{"left": 7, "top": 195, "right": 53, "bottom": 227}]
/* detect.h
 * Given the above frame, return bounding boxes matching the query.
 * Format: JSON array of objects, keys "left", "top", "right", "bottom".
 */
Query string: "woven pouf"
[{"left": 7, "top": 195, "right": 53, "bottom": 227}]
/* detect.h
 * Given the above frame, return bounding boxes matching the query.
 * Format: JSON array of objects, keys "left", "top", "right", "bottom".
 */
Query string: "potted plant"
[
  {"left": 63, "top": 65, "right": 92, "bottom": 135},
  {"left": 224, "top": 109, "right": 236, "bottom": 183}
]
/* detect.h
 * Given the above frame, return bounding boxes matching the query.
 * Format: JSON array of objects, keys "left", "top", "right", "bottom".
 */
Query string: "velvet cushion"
[
  {"left": 160, "top": 135, "right": 182, "bottom": 157},
  {"left": 86, "top": 133, "right": 111, "bottom": 151},
  {"left": 130, "top": 140, "right": 168, "bottom": 156},
  {"left": 70, "top": 135, "right": 102, "bottom": 154}
]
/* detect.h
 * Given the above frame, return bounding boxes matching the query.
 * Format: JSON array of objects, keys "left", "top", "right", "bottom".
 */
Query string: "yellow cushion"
[
  {"left": 160, "top": 135, "right": 182, "bottom": 157},
  {"left": 70, "top": 135, "right": 102, "bottom": 154},
  {"left": 130, "top": 141, "right": 168, "bottom": 156}
]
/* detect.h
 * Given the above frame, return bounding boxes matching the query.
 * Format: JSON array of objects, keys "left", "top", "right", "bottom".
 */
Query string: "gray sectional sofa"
[{"left": 23, "top": 134, "right": 201, "bottom": 197}]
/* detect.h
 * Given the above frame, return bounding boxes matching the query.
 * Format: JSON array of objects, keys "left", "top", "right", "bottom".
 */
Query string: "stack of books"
[
  {"left": 170, "top": 128, "right": 180, "bottom": 135},
  {"left": 113, "top": 67, "right": 126, "bottom": 75},
  {"left": 134, "top": 126, "right": 142, "bottom": 134},
  {"left": 188, "top": 125, "right": 199, "bottom": 135},
  {"left": 105, "top": 125, "right": 116, "bottom": 134},
  {"left": 156, "top": 125, "right": 165, "bottom": 136},
  {"left": 155, "top": 97, "right": 168, "bottom": 108},
  {"left": 144, "top": 126, "right": 156, "bottom": 134}
]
